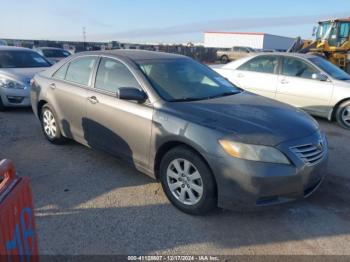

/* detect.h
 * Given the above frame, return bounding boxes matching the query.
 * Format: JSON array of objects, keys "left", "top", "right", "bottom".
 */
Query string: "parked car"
[
  {"left": 217, "top": 46, "right": 256, "bottom": 64},
  {"left": 0, "top": 47, "right": 51, "bottom": 110},
  {"left": 213, "top": 53, "right": 350, "bottom": 129},
  {"left": 35, "top": 47, "right": 71, "bottom": 64},
  {"left": 31, "top": 50, "right": 328, "bottom": 215}
]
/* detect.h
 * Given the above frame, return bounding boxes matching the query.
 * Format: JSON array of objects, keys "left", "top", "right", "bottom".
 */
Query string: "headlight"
[
  {"left": 219, "top": 140, "right": 290, "bottom": 164},
  {"left": 0, "top": 77, "right": 26, "bottom": 89}
]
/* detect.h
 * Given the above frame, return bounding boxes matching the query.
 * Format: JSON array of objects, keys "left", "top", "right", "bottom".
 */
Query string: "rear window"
[
  {"left": 42, "top": 49, "right": 71, "bottom": 58},
  {"left": 0, "top": 50, "right": 51, "bottom": 68}
]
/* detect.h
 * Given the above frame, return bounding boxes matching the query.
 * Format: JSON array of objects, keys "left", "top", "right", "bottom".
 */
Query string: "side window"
[
  {"left": 282, "top": 57, "right": 318, "bottom": 79},
  {"left": 233, "top": 47, "right": 240, "bottom": 52},
  {"left": 53, "top": 63, "right": 69, "bottom": 80},
  {"left": 95, "top": 58, "right": 141, "bottom": 93},
  {"left": 238, "top": 56, "right": 279, "bottom": 74},
  {"left": 65, "top": 57, "right": 97, "bottom": 86}
]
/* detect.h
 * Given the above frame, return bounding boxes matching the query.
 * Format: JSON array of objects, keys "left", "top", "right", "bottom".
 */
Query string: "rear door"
[
  {"left": 85, "top": 57, "right": 153, "bottom": 168},
  {"left": 275, "top": 56, "right": 333, "bottom": 115},
  {"left": 229, "top": 55, "right": 279, "bottom": 99},
  {"left": 49, "top": 56, "right": 98, "bottom": 143}
]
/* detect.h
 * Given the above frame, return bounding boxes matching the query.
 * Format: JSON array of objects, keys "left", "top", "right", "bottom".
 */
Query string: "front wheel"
[
  {"left": 159, "top": 146, "right": 217, "bottom": 215},
  {"left": 220, "top": 55, "right": 229, "bottom": 64},
  {"left": 335, "top": 100, "right": 350, "bottom": 129},
  {"left": 41, "top": 104, "right": 66, "bottom": 144}
]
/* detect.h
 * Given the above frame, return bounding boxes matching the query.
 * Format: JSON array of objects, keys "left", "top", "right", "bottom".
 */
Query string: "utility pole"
[{"left": 83, "top": 27, "right": 86, "bottom": 50}]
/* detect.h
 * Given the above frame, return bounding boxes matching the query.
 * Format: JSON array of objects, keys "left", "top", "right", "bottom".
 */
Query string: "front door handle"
[
  {"left": 280, "top": 79, "right": 289, "bottom": 84},
  {"left": 87, "top": 96, "right": 99, "bottom": 104},
  {"left": 237, "top": 73, "right": 245, "bottom": 78},
  {"left": 49, "top": 83, "right": 56, "bottom": 89}
]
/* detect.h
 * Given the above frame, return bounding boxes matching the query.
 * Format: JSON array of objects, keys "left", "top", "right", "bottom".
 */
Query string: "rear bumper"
[
  {"left": 207, "top": 131, "right": 328, "bottom": 210},
  {"left": 0, "top": 87, "right": 31, "bottom": 107}
]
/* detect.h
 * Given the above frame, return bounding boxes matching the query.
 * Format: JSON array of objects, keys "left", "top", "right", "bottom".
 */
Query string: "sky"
[{"left": 1, "top": 0, "right": 349, "bottom": 44}]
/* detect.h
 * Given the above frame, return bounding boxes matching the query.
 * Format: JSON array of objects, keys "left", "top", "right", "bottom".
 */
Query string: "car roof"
[
  {"left": 0, "top": 46, "right": 34, "bottom": 52},
  {"left": 74, "top": 49, "right": 186, "bottom": 61},
  {"left": 222, "top": 52, "right": 319, "bottom": 69},
  {"left": 36, "top": 47, "right": 66, "bottom": 50}
]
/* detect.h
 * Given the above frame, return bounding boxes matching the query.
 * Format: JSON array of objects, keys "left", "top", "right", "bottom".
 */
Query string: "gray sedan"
[
  {"left": 30, "top": 50, "right": 328, "bottom": 215},
  {"left": 0, "top": 46, "right": 51, "bottom": 110}
]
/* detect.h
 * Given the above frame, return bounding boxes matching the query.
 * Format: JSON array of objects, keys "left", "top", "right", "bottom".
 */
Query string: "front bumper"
[
  {"left": 207, "top": 131, "right": 328, "bottom": 209},
  {"left": 0, "top": 87, "right": 31, "bottom": 107}
]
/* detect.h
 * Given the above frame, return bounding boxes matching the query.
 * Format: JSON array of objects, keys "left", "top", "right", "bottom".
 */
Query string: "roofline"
[{"left": 204, "top": 32, "right": 265, "bottom": 36}]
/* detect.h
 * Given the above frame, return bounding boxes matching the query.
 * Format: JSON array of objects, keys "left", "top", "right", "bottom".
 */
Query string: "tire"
[
  {"left": 159, "top": 146, "right": 217, "bottom": 215},
  {"left": 220, "top": 55, "right": 229, "bottom": 64},
  {"left": 41, "top": 104, "right": 66, "bottom": 144},
  {"left": 335, "top": 100, "right": 350, "bottom": 129}
]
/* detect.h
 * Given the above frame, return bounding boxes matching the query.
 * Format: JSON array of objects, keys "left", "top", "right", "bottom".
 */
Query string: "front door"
[
  {"left": 85, "top": 57, "right": 153, "bottom": 169},
  {"left": 276, "top": 56, "right": 333, "bottom": 116}
]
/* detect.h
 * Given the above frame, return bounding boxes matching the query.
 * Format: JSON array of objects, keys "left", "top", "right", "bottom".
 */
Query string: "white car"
[{"left": 213, "top": 53, "right": 350, "bottom": 129}]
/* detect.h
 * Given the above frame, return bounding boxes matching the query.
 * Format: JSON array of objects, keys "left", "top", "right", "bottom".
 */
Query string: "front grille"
[{"left": 290, "top": 141, "right": 326, "bottom": 166}]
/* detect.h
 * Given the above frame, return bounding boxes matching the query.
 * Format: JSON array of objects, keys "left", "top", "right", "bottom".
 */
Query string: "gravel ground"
[{"left": 1, "top": 108, "right": 350, "bottom": 255}]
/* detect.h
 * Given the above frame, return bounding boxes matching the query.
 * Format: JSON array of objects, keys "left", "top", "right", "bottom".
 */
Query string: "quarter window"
[
  {"left": 65, "top": 57, "right": 97, "bottom": 86},
  {"left": 238, "top": 56, "right": 278, "bottom": 74},
  {"left": 282, "top": 57, "right": 318, "bottom": 79},
  {"left": 95, "top": 58, "right": 141, "bottom": 93},
  {"left": 53, "top": 63, "right": 69, "bottom": 80}
]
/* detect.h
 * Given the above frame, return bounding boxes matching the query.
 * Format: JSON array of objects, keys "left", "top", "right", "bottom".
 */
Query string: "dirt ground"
[{"left": 1, "top": 108, "right": 350, "bottom": 255}]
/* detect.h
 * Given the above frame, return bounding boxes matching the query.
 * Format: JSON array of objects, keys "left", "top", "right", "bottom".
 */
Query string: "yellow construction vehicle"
[{"left": 288, "top": 17, "right": 350, "bottom": 73}]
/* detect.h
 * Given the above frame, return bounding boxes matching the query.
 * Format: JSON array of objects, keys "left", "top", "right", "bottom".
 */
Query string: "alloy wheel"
[
  {"left": 341, "top": 106, "right": 350, "bottom": 127},
  {"left": 43, "top": 109, "right": 57, "bottom": 139},
  {"left": 166, "top": 158, "right": 203, "bottom": 206}
]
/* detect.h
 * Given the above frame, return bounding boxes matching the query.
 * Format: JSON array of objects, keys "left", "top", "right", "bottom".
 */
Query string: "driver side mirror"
[
  {"left": 312, "top": 73, "right": 328, "bottom": 81},
  {"left": 117, "top": 87, "right": 147, "bottom": 103}
]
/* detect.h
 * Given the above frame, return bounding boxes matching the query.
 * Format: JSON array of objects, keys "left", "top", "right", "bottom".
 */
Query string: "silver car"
[
  {"left": 214, "top": 53, "right": 350, "bottom": 129},
  {"left": 30, "top": 50, "right": 328, "bottom": 215},
  {"left": 0, "top": 46, "right": 51, "bottom": 110},
  {"left": 35, "top": 47, "right": 71, "bottom": 64}
]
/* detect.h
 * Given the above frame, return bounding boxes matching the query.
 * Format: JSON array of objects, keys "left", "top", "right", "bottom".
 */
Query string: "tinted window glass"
[
  {"left": 53, "top": 63, "right": 69, "bottom": 80},
  {"left": 282, "top": 57, "right": 318, "bottom": 79},
  {"left": 0, "top": 50, "right": 51, "bottom": 68},
  {"left": 309, "top": 57, "right": 350, "bottom": 80},
  {"left": 42, "top": 49, "right": 70, "bottom": 58},
  {"left": 95, "top": 58, "right": 141, "bottom": 93},
  {"left": 65, "top": 57, "right": 96, "bottom": 86},
  {"left": 238, "top": 56, "right": 278, "bottom": 74},
  {"left": 138, "top": 58, "right": 240, "bottom": 102}
]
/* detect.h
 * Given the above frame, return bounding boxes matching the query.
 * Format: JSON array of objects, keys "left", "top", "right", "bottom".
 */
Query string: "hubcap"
[
  {"left": 166, "top": 158, "right": 203, "bottom": 206},
  {"left": 341, "top": 106, "right": 350, "bottom": 127},
  {"left": 43, "top": 109, "right": 57, "bottom": 138}
]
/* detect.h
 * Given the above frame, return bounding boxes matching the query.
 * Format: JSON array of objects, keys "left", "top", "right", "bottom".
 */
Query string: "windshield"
[
  {"left": 0, "top": 50, "right": 51, "bottom": 68},
  {"left": 42, "top": 49, "right": 71, "bottom": 58},
  {"left": 138, "top": 59, "right": 240, "bottom": 102},
  {"left": 309, "top": 57, "right": 350, "bottom": 80},
  {"left": 316, "top": 22, "right": 332, "bottom": 40}
]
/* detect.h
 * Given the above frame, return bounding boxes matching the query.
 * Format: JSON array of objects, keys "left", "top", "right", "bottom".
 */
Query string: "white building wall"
[
  {"left": 263, "top": 34, "right": 295, "bottom": 50},
  {"left": 204, "top": 33, "right": 264, "bottom": 49}
]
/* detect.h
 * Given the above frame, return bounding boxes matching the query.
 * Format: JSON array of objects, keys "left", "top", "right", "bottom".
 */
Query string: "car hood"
[
  {"left": 0, "top": 67, "right": 48, "bottom": 85},
  {"left": 164, "top": 92, "right": 319, "bottom": 146}
]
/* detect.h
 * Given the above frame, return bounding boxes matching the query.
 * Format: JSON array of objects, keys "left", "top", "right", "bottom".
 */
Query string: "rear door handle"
[
  {"left": 87, "top": 96, "right": 99, "bottom": 104},
  {"left": 49, "top": 83, "right": 56, "bottom": 89},
  {"left": 280, "top": 79, "right": 289, "bottom": 84},
  {"left": 237, "top": 73, "right": 245, "bottom": 78}
]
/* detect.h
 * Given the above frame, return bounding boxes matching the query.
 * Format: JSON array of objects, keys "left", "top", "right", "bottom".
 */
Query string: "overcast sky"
[{"left": 1, "top": 0, "right": 349, "bottom": 43}]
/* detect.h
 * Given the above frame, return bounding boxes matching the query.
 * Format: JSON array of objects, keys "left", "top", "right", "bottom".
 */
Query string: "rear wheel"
[
  {"left": 335, "top": 100, "right": 350, "bottom": 129},
  {"left": 41, "top": 104, "right": 66, "bottom": 144},
  {"left": 220, "top": 55, "right": 229, "bottom": 64},
  {"left": 159, "top": 146, "right": 217, "bottom": 215}
]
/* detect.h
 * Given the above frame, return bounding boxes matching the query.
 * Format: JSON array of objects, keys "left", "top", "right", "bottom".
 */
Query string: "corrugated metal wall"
[
  {"left": 263, "top": 34, "right": 295, "bottom": 50},
  {"left": 204, "top": 33, "right": 265, "bottom": 49}
]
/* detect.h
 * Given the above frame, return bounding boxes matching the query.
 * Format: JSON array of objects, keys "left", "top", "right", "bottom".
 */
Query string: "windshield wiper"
[
  {"left": 205, "top": 91, "right": 241, "bottom": 100},
  {"left": 170, "top": 97, "right": 205, "bottom": 102}
]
